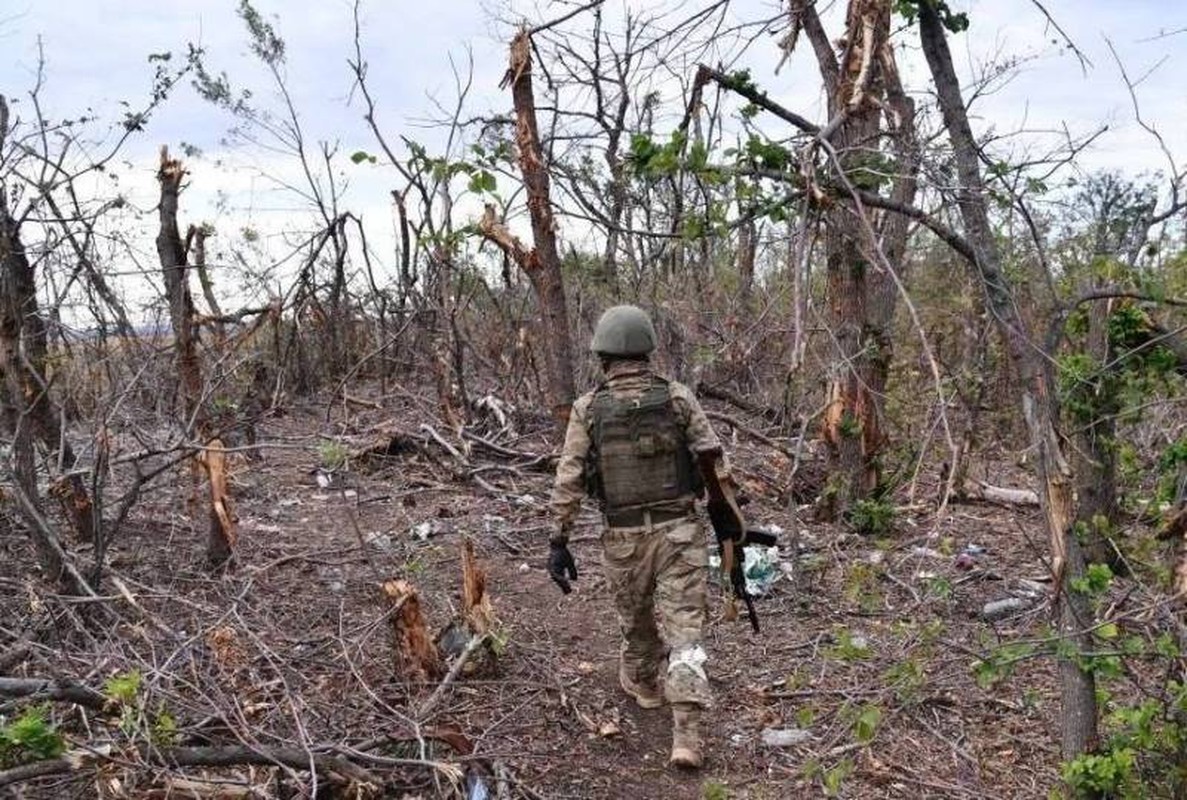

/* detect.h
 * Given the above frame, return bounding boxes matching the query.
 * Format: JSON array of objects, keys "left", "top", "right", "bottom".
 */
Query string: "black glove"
[{"left": 548, "top": 542, "right": 578, "bottom": 594}]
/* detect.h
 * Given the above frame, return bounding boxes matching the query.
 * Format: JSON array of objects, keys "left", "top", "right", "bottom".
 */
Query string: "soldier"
[{"left": 549, "top": 304, "right": 739, "bottom": 769}]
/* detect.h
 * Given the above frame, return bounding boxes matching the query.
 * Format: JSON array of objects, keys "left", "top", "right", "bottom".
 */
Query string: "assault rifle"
[
  {"left": 708, "top": 503, "right": 777, "bottom": 632},
  {"left": 697, "top": 452, "right": 777, "bottom": 633}
]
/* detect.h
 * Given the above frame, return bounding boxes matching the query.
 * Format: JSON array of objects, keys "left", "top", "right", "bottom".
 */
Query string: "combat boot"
[
  {"left": 619, "top": 664, "right": 664, "bottom": 709},
  {"left": 669, "top": 703, "right": 702, "bottom": 768}
]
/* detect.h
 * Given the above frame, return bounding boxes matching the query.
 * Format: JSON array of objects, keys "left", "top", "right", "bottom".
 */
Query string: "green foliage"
[
  {"left": 828, "top": 628, "right": 874, "bottom": 661},
  {"left": 104, "top": 670, "right": 142, "bottom": 705},
  {"left": 884, "top": 658, "right": 926, "bottom": 703},
  {"left": 823, "top": 758, "right": 855, "bottom": 797},
  {"left": 847, "top": 498, "right": 896, "bottom": 537},
  {"left": 842, "top": 562, "right": 883, "bottom": 613},
  {"left": 923, "top": 575, "right": 953, "bottom": 601},
  {"left": 1062, "top": 749, "right": 1138, "bottom": 799},
  {"left": 1157, "top": 436, "right": 1187, "bottom": 504},
  {"left": 852, "top": 705, "right": 882, "bottom": 744},
  {"left": 836, "top": 411, "right": 861, "bottom": 440},
  {"left": 152, "top": 707, "right": 179, "bottom": 746},
  {"left": 1060, "top": 680, "right": 1187, "bottom": 797},
  {"left": 627, "top": 131, "right": 688, "bottom": 179},
  {"left": 893, "top": 0, "right": 970, "bottom": 32},
  {"left": 702, "top": 780, "right": 731, "bottom": 800},
  {"left": 971, "top": 642, "right": 1037, "bottom": 689},
  {"left": 1070, "top": 563, "right": 1114, "bottom": 597},
  {"left": 0, "top": 705, "right": 66, "bottom": 766},
  {"left": 720, "top": 69, "right": 757, "bottom": 94},
  {"left": 1056, "top": 352, "right": 1104, "bottom": 426},
  {"left": 317, "top": 441, "right": 348, "bottom": 471},
  {"left": 742, "top": 135, "right": 792, "bottom": 173},
  {"left": 238, "top": 0, "right": 286, "bottom": 65}
]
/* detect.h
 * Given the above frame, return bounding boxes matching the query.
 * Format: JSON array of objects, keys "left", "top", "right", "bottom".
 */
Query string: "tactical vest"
[{"left": 584, "top": 377, "right": 701, "bottom": 512}]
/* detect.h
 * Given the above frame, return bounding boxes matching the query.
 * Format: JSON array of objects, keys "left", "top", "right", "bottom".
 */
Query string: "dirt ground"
[{"left": 1, "top": 385, "right": 1100, "bottom": 798}]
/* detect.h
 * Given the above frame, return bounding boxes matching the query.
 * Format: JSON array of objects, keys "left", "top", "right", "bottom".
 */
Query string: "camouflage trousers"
[{"left": 601, "top": 515, "right": 711, "bottom": 707}]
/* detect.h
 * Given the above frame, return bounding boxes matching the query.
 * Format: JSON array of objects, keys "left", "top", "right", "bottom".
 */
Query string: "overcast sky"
[{"left": 2, "top": 1, "right": 1185, "bottom": 311}]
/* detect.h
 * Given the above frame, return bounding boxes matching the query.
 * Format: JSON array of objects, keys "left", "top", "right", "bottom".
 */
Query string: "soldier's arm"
[
  {"left": 670, "top": 382, "right": 730, "bottom": 473},
  {"left": 672, "top": 382, "right": 745, "bottom": 532},
  {"left": 550, "top": 396, "right": 592, "bottom": 544}
]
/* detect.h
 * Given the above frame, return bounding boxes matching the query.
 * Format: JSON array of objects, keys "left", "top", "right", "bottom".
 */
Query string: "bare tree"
[
  {"left": 916, "top": 0, "right": 1096, "bottom": 759},
  {"left": 480, "top": 28, "right": 577, "bottom": 422}
]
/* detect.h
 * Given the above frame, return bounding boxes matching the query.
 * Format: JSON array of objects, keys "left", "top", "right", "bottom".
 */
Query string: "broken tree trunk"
[
  {"left": 198, "top": 439, "right": 236, "bottom": 568},
  {"left": 156, "top": 148, "right": 204, "bottom": 429},
  {"left": 382, "top": 579, "right": 442, "bottom": 683},
  {"left": 461, "top": 536, "right": 494, "bottom": 636},
  {"left": 479, "top": 28, "right": 576, "bottom": 425},
  {"left": 156, "top": 147, "right": 236, "bottom": 569},
  {"left": 918, "top": 0, "right": 1096, "bottom": 761},
  {"left": 786, "top": 0, "right": 918, "bottom": 519}
]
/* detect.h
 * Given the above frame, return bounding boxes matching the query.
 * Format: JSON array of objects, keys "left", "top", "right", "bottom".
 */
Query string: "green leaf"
[
  {"left": 853, "top": 705, "right": 882, "bottom": 743},
  {"left": 1095, "top": 622, "right": 1119, "bottom": 640},
  {"left": 350, "top": 150, "right": 376, "bottom": 164},
  {"left": 104, "top": 670, "right": 142, "bottom": 705}
]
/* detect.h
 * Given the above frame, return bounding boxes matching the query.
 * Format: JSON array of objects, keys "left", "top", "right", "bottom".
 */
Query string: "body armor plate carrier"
[{"left": 585, "top": 377, "right": 701, "bottom": 513}]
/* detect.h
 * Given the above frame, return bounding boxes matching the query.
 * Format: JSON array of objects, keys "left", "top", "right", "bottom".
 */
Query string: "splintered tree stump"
[
  {"left": 382, "top": 580, "right": 442, "bottom": 683},
  {"left": 200, "top": 439, "right": 237, "bottom": 569},
  {"left": 461, "top": 537, "right": 494, "bottom": 636}
]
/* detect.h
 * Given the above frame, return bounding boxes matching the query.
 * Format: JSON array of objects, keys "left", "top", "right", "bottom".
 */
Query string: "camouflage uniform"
[{"left": 552, "top": 361, "right": 728, "bottom": 709}]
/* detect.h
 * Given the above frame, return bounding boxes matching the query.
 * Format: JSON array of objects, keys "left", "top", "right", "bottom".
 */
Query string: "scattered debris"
[
  {"left": 761, "top": 727, "right": 813, "bottom": 747},
  {"left": 410, "top": 520, "right": 438, "bottom": 540},
  {"left": 743, "top": 545, "right": 782, "bottom": 596},
  {"left": 981, "top": 596, "right": 1039, "bottom": 621},
  {"left": 363, "top": 531, "right": 395, "bottom": 552}
]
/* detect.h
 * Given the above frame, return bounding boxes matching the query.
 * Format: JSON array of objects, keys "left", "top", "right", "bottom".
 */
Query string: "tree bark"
[
  {"left": 155, "top": 147, "right": 235, "bottom": 569},
  {"left": 483, "top": 29, "right": 576, "bottom": 424},
  {"left": 800, "top": 0, "right": 916, "bottom": 519},
  {"left": 918, "top": 0, "right": 1096, "bottom": 761},
  {"left": 156, "top": 148, "right": 203, "bottom": 427}
]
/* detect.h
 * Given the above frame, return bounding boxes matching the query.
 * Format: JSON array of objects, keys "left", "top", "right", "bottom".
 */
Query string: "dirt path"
[{"left": 1, "top": 391, "right": 1071, "bottom": 798}]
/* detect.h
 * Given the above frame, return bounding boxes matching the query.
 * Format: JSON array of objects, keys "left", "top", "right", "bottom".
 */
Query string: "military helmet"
[{"left": 590, "top": 305, "right": 657, "bottom": 357}]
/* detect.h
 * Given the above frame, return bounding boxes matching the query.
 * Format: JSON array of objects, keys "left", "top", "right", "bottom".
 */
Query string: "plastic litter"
[
  {"left": 743, "top": 546, "right": 782, "bottom": 596},
  {"left": 761, "top": 727, "right": 813, "bottom": 747},
  {"left": 981, "top": 596, "right": 1037, "bottom": 621},
  {"left": 466, "top": 772, "right": 490, "bottom": 800},
  {"left": 954, "top": 553, "right": 977, "bottom": 571}
]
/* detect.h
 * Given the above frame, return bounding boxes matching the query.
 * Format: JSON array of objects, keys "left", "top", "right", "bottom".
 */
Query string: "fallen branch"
[
  {"left": 0, "top": 744, "right": 382, "bottom": 791},
  {"left": 416, "top": 633, "right": 489, "bottom": 720},
  {"left": 0, "top": 641, "right": 32, "bottom": 673},
  {"left": 705, "top": 410, "right": 795, "bottom": 458},
  {"left": 420, "top": 424, "right": 468, "bottom": 464},
  {"left": 0, "top": 676, "right": 107, "bottom": 709},
  {"left": 959, "top": 479, "right": 1040, "bottom": 507},
  {"left": 695, "top": 381, "right": 786, "bottom": 425}
]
